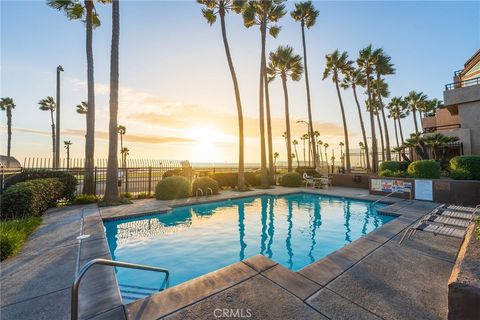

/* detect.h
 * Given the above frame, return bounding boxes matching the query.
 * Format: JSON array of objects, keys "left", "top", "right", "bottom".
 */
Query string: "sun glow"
[{"left": 189, "top": 127, "right": 223, "bottom": 163}]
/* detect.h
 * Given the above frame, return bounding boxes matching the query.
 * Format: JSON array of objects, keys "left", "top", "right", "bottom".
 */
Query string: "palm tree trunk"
[
  {"left": 219, "top": 10, "right": 245, "bottom": 190},
  {"left": 50, "top": 110, "right": 56, "bottom": 164},
  {"left": 83, "top": 0, "right": 96, "bottom": 195},
  {"left": 300, "top": 21, "right": 318, "bottom": 170},
  {"left": 412, "top": 109, "right": 419, "bottom": 134},
  {"left": 67, "top": 147, "right": 70, "bottom": 169},
  {"left": 398, "top": 117, "right": 405, "bottom": 145},
  {"left": 264, "top": 79, "right": 274, "bottom": 182},
  {"left": 6, "top": 108, "right": 12, "bottom": 167},
  {"left": 324, "top": 149, "right": 328, "bottom": 173},
  {"left": 376, "top": 112, "right": 385, "bottom": 162},
  {"left": 281, "top": 74, "right": 292, "bottom": 172},
  {"left": 393, "top": 118, "right": 400, "bottom": 160},
  {"left": 258, "top": 15, "right": 268, "bottom": 187},
  {"left": 352, "top": 84, "right": 370, "bottom": 170},
  {"left": 302, "top": 140, "right": 306, "bottom": 166},
  {"left": 365, "top": 73, "right": 378, "bottom": 172},
  {"left": 294, "top": 145, "right": 299, "bottom": 168},
  {"left": 334, "top": 76, "right": 351, "bottom": 171},
  {"left": 377, "top": 75, "right": 391, "bottom": 160},
  {"left": 319, "top": 145, "right": 323, "bottom": 166},
  {"left": 104, "top": 0, "right": 120, "bottom": 204}
]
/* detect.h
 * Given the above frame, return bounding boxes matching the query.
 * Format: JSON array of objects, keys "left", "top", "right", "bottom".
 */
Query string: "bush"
[
  {"left": 192, "top": 177, "right": 219, "bottom": 195},
  {"left": 407, "top": 160, "right": 440, "bottom": 179},
  {"left": 295, "top": 167, "right": 319, "bottom": 177},
  {"left": 1, "top": 178, "right": 65, "bottom": 220},
  {"left": 135, "top": 192, "right": 152, "bottom": 199},
  {"left": 120, "top": 192, "right": 132, "bottom": 199},
  {"left": 72, "top": 194, "right": 101, "bottom": 204},
  {"left": 450, "top": 156, "right": 480, "bottom": 180},
  {"left": 210, "top": 172, "right": 238, "bottom": 188},
  {"left": 378, "top": 169, "right": 409, "bottom": 178},
  {"left": 155, "top": 176, "right": 191, "bottom": 200},
  {"left": 245, "top": 172, "right": 261, "bottom": 187},
  {"left": 379, "top": 161, "right": 409, "bottom": 173},
  {"left": 4, "top": 170, "right": 77, "bottom": 201},
  {"left": 450, "top": 168, "right": 473, "bottom": 180},
  {"left": 280, "top": 172, "right": 303, "bottom": 187},
  {"left": 0, "top": 217, "right": 42, "bottom": 261},
  {"left": 162, "top": 169, "right": 182, "bottom": 179}
]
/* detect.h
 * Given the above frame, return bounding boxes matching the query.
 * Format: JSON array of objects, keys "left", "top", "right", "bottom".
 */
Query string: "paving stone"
[
  {"left": 79, "top": 237, "right": 111, "bottom": 263},
  {"left": 0, "top": 287, "right": 70, "bottom": 320},
  {"left": 242, "top": 254, "right": 277, "bottom": 273},
  {"left": 86, "top": 306, "right": 126, "bottom": 320},
  {"left": 127, "top": 262, "right": 257, "bottom": 319},
  {"left": 262, "top": 264, "right": 321, "bottom": 300},
  {"left": 163, "top": 275, "right": 327, "bottom": 320},
  {"left": 307, "top": 288, "right": 382, "bottom": 320},
  {"left": 326, "top": 241, "right": 455, "bottom": 320},
  {"left": 363, "top": 218, "right": 413, "bottom": 244}
]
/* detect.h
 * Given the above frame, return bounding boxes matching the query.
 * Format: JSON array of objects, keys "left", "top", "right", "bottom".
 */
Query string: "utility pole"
[{"left": 56, "top": 65, "right": 64, "bottom": 168}]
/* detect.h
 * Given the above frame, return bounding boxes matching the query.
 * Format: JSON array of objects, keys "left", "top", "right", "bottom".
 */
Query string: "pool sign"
[
  {"left": 414, "top": 180, "right": 433, "bottom": 201},
  {"left": 371, "top": 179, "right": 412, "bottom": 194}
]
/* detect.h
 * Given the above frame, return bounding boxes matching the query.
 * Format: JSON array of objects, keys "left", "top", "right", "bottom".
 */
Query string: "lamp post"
[{"left": 56, "top": 65, "right": 64, "bottom": 168}]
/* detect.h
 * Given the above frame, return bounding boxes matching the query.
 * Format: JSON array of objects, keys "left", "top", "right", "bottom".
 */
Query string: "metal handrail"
[
  {"left": 371, "top": 191, "right": 403, "bottom": 207},
  {"left": 71, "top": 258, "right": 169, "bottom": 320},
  {"left": 206, "top": 187, "right": 213, "bottom": 197},
  {"left": 195, "top": 188, "right": 204, "bottom": 199}
]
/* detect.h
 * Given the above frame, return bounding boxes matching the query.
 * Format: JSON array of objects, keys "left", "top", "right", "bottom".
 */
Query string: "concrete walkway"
[{"left": 0, "top": 187, "right": 462, "bottom": 319}]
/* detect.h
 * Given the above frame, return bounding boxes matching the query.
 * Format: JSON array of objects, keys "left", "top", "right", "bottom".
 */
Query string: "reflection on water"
[{"left": 105, "top": 193, "right": 394, "bottom": 289}]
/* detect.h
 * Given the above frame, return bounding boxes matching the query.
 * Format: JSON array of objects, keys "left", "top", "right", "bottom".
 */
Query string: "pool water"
[{"left": 104, "top": 193, "right": 393, "bottom": 302}]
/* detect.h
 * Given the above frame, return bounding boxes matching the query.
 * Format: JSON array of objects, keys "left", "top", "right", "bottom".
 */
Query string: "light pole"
[{"left": 56, "top": 65, "right": 64, "bottom": 168}]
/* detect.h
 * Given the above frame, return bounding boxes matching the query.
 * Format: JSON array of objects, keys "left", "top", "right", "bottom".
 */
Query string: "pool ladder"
[
  {"left": 71, "top": 259, "right": 169, "bottom": 320},
  {"left": 196, "top": 187, "right": 213, "bottom": 200}
]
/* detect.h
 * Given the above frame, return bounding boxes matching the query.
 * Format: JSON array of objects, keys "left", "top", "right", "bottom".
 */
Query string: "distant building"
[
  {"left": 0, "top": 155, "right": 21, "bottom": 169},
  {"left": 423, "top": 50, "right": 480, "bottom": 155}
]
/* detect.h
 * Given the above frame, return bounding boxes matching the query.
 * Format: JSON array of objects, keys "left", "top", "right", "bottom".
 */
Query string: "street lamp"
[{"left": 56, "top": 65, "right": 64, "bottom": 168}]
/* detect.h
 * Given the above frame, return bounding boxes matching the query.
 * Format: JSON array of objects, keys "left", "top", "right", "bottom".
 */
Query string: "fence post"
[
  {"left": 94, "top": 167, "right": 97, "bottom": 195},
  {"left": 125, "top": 167, "right": 129, "bottom": 194},
  {"left": 148, "top": 166, "right": 152, "bottom": 195}
]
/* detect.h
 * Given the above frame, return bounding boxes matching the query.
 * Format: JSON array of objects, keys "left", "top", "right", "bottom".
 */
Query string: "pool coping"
[{"left": 78, "top": 187, "right": 419, "bottom": 319}]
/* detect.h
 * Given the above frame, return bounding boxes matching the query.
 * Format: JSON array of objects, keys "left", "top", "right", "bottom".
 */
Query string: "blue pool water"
[{"left": 104, "top": 193, "right": 393, "bottom": 301}]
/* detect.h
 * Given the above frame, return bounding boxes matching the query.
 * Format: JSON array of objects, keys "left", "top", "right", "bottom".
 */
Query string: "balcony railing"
[
  {"left": 423, "top": 123, "right": 461, "bottom": 133},
  {"left": 453, "top": 69, "right": 463, "bottom": 77},
  {"left": 445, "top": 76, "right": 480, "bottom": 90}
]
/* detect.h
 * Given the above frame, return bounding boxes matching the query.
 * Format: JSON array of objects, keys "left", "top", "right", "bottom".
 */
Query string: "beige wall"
[{"left": 458, "top": 101, "right": 480, "bottom": 155}]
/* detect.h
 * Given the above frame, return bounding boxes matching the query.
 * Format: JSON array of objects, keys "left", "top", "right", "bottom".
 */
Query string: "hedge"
[
  {"left": 450, "top": 156, "right": 480, "bottom": 180},
  {"left": 155, "top": 176, "right": 191, "bottom": 200},
  {"left": 162, "top": 169, "right": 182, "bottom": 179},
  {"left": 280, "top": 172, "right": 303, "bottom": 187},
  {"left": 295, "top": 167, "right": 319, "bottom": 177},
  {"left": 210, "top": 172, "right": 261, "bottom": 188},
  {"left": 379, "top": 161, "right": 409, "bottom": 173},
  {"left": 450, "top": 168, "right": 473, "bottom": 180},
  {"left": 192, "top": 177, "right": 219, "bottom": 195},
  {"left": 407, "top": 160, "right": 440, "bottom": 179},
  {"left": 4, "top": 170, "right": 77, "bottom": 201},
  {"left": 378, "top": 169, "right": 409, "bottom": 178},
  {"left": 1, "top": 178, "right": 65, "bottom": 220}
]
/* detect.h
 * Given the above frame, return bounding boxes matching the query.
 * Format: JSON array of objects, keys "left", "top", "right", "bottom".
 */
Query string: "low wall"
[
  {"left": 448, "top": 223, "right": 480, "bottom": 320},
  {"left": 330, "top": 173, "right": 370, "bottom": 189}
]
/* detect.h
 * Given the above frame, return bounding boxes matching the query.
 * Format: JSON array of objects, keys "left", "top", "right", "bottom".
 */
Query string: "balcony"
[{"left": 444, "top": 76, "right": 480, "bottom": 109}]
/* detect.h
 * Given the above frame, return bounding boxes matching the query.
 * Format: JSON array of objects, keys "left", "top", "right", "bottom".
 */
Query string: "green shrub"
[
  {"left": 4, "top": 170, "right": 77, "bottom": 201},
  {"left": 245, "top": 172, "right": 261, "bottom": 187},
  {"left": 450, "top": 168, "right": 473, "bottom": 180},
  {"left": 379, "top": 161, "right": 409, "bottom": 173},
  {"left": 120, "top": 192, "right": 132, "bottom": 199},
  {"left": 0, "top": 217, "right": 42, "bottom": 261},
  {"left": 210, "top": 172, "right": 238, "bottom": 188},
  {"left": 155, "top": 176, "right": 191, "bottom": 200},
  {"left": 407, "top": 160, "right": 440, "bottom": 179},
  {"left": 72, "top": 194, "right": 101, "bottom": 204},
  {"left": 162, "top": 169, "right": 182, "bottom": 179},
  {"left": 135, "top": 192, "right": 152, "bottom": 199},
  {"left": 280, "top": 172, "right": 303, "bottom": 187},
  {"left": 295, "top": 167, "right": 319, "bottom": 177},
  {"left": 192, "top": 177, "right": 219, "bottom": 195},
  {"left": 450, "top": 156, "right": 480, "bottom": 180},
  {"left": 1, "top": 178, "right": 65, "bottom": 220},
  {"left": 378, "top": 169, "right": 409, "bottom": 178}
]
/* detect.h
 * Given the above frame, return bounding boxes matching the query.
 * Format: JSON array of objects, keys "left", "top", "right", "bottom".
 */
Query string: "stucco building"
[{"left": 423, "top": 50, "right": 480, "bottom": 155}]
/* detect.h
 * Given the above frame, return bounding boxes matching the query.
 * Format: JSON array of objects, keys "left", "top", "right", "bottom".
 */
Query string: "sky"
[{"left": 1, "top": 0, "right": 479, "bottom": 165}]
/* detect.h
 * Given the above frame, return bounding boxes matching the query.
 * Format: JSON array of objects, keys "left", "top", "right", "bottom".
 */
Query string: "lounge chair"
[
  {"left": 399, "top": 221, "right": 466, "bottom": 244},
  {"left": 303, "top": 173, "right": 318, "bottom": 188},
  {"left": 441, "top": 204, "right": 480, "bottom": 213}
]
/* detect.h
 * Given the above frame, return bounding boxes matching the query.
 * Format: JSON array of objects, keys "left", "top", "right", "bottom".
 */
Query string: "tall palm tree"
[
  {"left": 339, "top": 141, "right": 344, "bottom": 168},
  {"left": 120, "top": 147, "right": 129, "bottom": 167},
  {"left": 317, "top": 139, "right": 323, "bottom": 166},
  {"left": 198, "top": 0, "right": 246, "bottom": 190},
  {"left": 38, "top": 96, "right": 57, "bottom": 163},
  {"left": 117, "top": 125, "right": 126, "bottom": 167},
  {"left": 48, "top": 0, "right": 108, "bottom": 194},
  {"left": 267, "top": 45, "right": 303, "bottom": 172},
  {"left": 292, "top": 139, "right": 300, "bottom": 167},
  {"left": 358, "top": 141, "right": 365, "bottom": 167},
  {"left": 273, "top": 152, "right": 279, "bottom": 167},
  {"left": 104, "top": 0, "right": 120, "bottom": 204},
  {"left": 341, "top": 67, "right": 370, "bottom": 170},
  {"left": 323, "top": 143, "right": 329, "bottom": 173},
  {"left": 301, "top": 133, "right": 308, "bottom": 165},
  {"left": 373, "top": 48, "right": 395, "bottom": 160},
  {"left": 371, "top": 78, "right": 390, "bottom": 162},
  {"left": 323, "top": 50, "right": 353, "bottom": 171},
  {"left": 387, "top": 96, "right": 409, "bottom": 157},
  {"left": 357, "top": 45, "right": 379, "bottom": 172},
  {"left": 405, "top": 91, "right": 427, "bottom": 134},
  {"left": 237, "top": 0, "right": 286, "bottom": 187},
  {"left": 291, "top": 1, "right": 319, "bottom": 170},
  {"left": 64, "top": 140, "right": 72, "bottom": 169},
  {"left": 0, "top": 97, "right": 15, "bottom": 167}
]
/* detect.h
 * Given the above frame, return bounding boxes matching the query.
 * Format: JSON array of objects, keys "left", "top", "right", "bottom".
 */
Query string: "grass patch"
[{"left": 0, "top": 217, "right": 42, "bottom": 261}]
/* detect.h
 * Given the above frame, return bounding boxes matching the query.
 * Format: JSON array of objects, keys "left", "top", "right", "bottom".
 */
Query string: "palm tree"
[
  {"left": 273, "top": 152, "right": 279, "bottom": 166},
  {"left": 38, "top": 96, "right": 57, "bottom": 163},
  {"left": 48, "top": 0, "right": 106, "bottom": 194},
  {"left": 405, "top": 91, "right": 427, "bottom": 134},
  {"left": 371, "top": 78, "right": 390, "bottom": 162},
  {"left": 267, "top": 45, "right": 303, "bottom": 172},
  {"left": 117, "top": 125, "right": 126, "bottom": 167},
  {"left": 358, "top": 141, "right": 365, "bottom": 167},
  {"left": 292, "top": 139, "right": 300, "bottom": 167},
  {"left": 323, "top": 50, "right": 353, "bottom": 171},
  {"left": 323, "top": 143, "right": 329, "bottom": 173},
  {"left": 317, "top": 139, "right": 323, "bottom": 166},
  {"left": 357, "top": 45, "right": 379, "bottom": 172},
  {"left": 339, "top": 141, "right": 344, "bottom": 169},
  {"left": 0, "top": 97, "right": 15, "bottom": 167},
  {"left": 423, "top": 133, "right": 459, "bottom": 164},
  {"left": 64, "top": 140, "right": 72, "bottom": 169},
  {"left": 198, "top": 0, "right": 246, "bottom": 190},
  {"left": 237, "top": 0, "right": 286, "bottom": 187},
  {"left": 120, "top": 147, "right": 129, "bottom": 167},
  {"left": 341, "top": 67, "right": 370, "bottom": 171},
  {"left": 373, "top": 48, "right": 395, "bottom": 160},
  {"left": 301, "top": 133, "right": 308, "bottom": 166},
  {"left": 291, "top": 1, "right": 319, "bottom": 170},
  {"left": 387, "top": 97, "right": 409, "bottom": 146},
  {"left": 104, "top": 0, "right": 120, "bottom": 204}
]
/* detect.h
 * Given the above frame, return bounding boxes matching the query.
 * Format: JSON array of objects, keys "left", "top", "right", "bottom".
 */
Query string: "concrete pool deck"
[{"left": 0, "top": 187, "right": 463, "bottom": 319}]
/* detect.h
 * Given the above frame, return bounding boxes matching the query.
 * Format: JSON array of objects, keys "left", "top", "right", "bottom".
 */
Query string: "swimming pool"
[{"left": 104, "top": 192, "right": 394, "bottom": 303}]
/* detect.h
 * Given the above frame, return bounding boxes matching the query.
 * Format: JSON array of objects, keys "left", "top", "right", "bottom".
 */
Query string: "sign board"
[
  {"left": 371, "top": 178, "right": 412, "bottom": 194},
  {"left": 415, "top": 180, "right": 433, "bottom": 201},
  {"left": 435, "top": 181, "right": 451, "bottom": 191}
]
